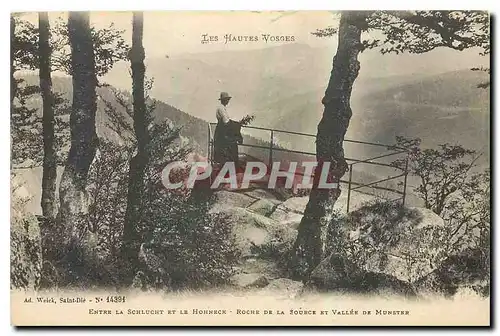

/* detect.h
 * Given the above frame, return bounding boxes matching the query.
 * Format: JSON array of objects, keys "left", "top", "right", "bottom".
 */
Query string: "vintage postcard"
[{"left": 10, "top": 10, "right": 490, "bottom": 326}]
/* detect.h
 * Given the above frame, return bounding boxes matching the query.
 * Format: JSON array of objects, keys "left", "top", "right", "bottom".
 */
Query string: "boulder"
[
  {"left": 211, "top": 190, "right": 255, "bottom": 213},
  {"left": 271, "top": 196, "right": 309, "bottom": 216},
  {"left": 218, "top": 207, "right": 297, "bottom": 258},
  {"left": 414, "top": 247, "right": 490, "bottom": 298},
  {"left": 230, "top": 273, "right": 269, "bottom": 288},
  {"left": 309, "top": 253, "right": 416, "bottom": 297},
  {"left": 269, "top": 196, "right": 308, "bottom": 223},
  {"left": 11, "top": 209, "right": 42, "bottom": 290},
  {"left": 268, "top": 190, "right": 377, "bottom": 221},
  {"left": 237, "top": 258, "right": 282, "bottom": 280},
  {"left": 270, "top": 207, "right": 303, "bottom": 223},
  {"left": 244, "top": 189, "right": 282, "bottom": 204},
  {"left": 11, "top": 167, "right": 64, "bottom": 216},
  {"left": 247, "top": 199, "right": 277, "bottom": 217},
  {"left": 333, "top": 190, "right": 378, "bottom": 214},
  {"left": 281, "top": 214, "right": 303, "bottom": 230},
  {"left": 259, "top": 278, "right": 304, "bottom": 299},
  {"left": 327, "top": 203, "right": 447, "bottom": 283},
  {"left": 309, "top": 253, "right": 359, "bottom": 289}
]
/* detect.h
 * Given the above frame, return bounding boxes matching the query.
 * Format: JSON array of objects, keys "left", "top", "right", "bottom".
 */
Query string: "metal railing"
[{"left": 208, "top": 123, "right": 409, "bottom": 213}]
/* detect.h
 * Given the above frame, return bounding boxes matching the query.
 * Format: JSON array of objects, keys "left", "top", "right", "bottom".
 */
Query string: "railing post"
[
  {"left": 269, "top": 130, "right": 274, "bottom": 166},
  {"left": 402, "top": 151, "right": 409, "bottom": 207},
  {"left": 347, "top": 164, "right": 353, "bottom": 213},
  {"left": 207, "top": 123, "right": 211, "bottom": 162}
]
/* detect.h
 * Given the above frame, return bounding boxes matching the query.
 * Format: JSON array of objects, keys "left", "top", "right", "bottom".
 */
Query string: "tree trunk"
[
  {"left": 122, "top": 12, "right": 148, "bottom": 281},
  {"left": 11, "top": 15, "right": 16, "bottom": 111},
  {"left": 289, "top": 12, "right": 365, "bottom": 279},
  {"left": 39, "top": 12, "right": 57, "bottom": 220},
  {"left": 58, "top": 12, "right": 98, "bottom": 242}
]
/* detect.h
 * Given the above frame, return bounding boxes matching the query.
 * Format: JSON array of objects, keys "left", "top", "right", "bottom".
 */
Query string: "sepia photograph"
[{"left": 9, "top": 9, "right": 491, "bottom": 326}]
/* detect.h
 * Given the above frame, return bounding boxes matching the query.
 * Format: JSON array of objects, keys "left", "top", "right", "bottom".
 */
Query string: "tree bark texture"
[
  {"left": 290, "top": 12, "right": 365, "bottom": 279},
  {"left": 58, "top": 12, "right": 98, "bottom": 242},
  {"left": 11, "top": 16, "right": 16, "bottom": 112},
  {"left": 122, "top": 12, "right": 149, "bottom": 280},
  {"left": 39, "top": 12, "right": 58, "bottom": 220}
]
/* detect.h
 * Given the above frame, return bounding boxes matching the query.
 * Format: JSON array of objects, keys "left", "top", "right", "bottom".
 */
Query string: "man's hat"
[{"left": 219, "top": 92, "right": 232, "bottom": 100}]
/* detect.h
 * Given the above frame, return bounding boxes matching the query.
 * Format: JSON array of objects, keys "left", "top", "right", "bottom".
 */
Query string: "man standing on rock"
[{"left": 214, "top": 92, "right": 240, "bottom": 167}]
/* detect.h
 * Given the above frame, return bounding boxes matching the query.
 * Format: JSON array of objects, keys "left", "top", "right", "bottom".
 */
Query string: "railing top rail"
[{"left": 208, "top": 122, "right": 408, "bottom": 151}]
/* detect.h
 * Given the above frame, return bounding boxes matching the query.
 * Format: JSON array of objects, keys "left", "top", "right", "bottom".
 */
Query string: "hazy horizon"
[{"left": 17, "top": 11, "right": 488, "bottom": 67}]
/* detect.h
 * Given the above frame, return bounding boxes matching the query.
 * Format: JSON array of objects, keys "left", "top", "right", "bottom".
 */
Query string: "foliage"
[
  {"left": 11, "top": 78, "right": 71, "bottom": 167},
  {"left": 134, "top": 103, "right": 239, "bottom": 289},
  {"left": 12, "top": 17, "right": 39, "bottom": 71},
  {"left": 51, "top": 18, "right": 129, "bottom": 77},
  {"left": 239, "top": 114, "right": 255, "bottom": 126},
  {"left": 11, "top": 179, "right": 42, "bottom": 290},
  {"left": 137, "top": 194, "right": 239, "bottom": 290},
  {"left": 391, "top": 136, "right": 482, "bottom": 215},
  {"left": 312, "top": 11, "right": 490, "bottom": 87},
  {"left": 12, "top": 15, "right": 129, "bottom": 77},
  {"left": 366, "top": 11, "right": 489, "bottom": 55},
  {"left": 325, "top": 202, "right": 448, "bottom": 282},
  {"left": 86, "top": 141, "right": 132, "bottom": 263},
  {"left": 94, "top": 86, "right": 239, "bottom": 290},
  {"left": 390, "top": 136, "right": 490, "bottom": 263},
  {"left": 11, "top": 14, "right": 129, "bottom": 167},
  {"left": 442, "top": 169, "right": 490, "bottom": 255}
]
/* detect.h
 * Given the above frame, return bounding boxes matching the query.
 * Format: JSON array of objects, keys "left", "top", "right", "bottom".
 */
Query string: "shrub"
[
  {"left": 325, "top": 201, "right": 449, "bottom": 282},
  {"left": 11, "top": 176, "right": 42, "bottom": 290},
  {"left": 136, "top": 192, "right": 240, "bottom": 290}
]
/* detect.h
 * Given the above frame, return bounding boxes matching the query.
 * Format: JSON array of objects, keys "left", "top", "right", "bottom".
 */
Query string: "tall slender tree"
[
  {"left": 10, "top": 15, "right": 16, "bottom": 112},
  {"left": 290, "top": 10, "right": 489, "bottom": 278},
  {"left": 122, "top": 11, "right": 149, "bottom": 280},
  {"left": 290, "top": 11, "right": 366, "bottom": 278},
  {"left": 39, "top": 12, "right": 57, "bottom": 219},
  {"left": 58, "top": 12, "right": 98, "bottom": 242}
]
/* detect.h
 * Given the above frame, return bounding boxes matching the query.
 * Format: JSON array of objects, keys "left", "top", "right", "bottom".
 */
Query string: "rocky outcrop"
[
  {"left": 211, "top": 188, "right": 472, "bottom": 300},
  {"left": 327, "top": 203, "right": 447, "bottom": 283},
  {"left": 309, "top": 253, "right": 416, "bottom": 297},
  {"left": 268, "top": 191, "right": 377, "bottom": 222},
  {"left": 247, "top": 198, "right": 277, "bottom": 217},
  {"left": 230, "top": 273, "right": 269, "bottom": 288},
  {"left": 11, "top": 201, "right": 42, "bottom": 290},
  {"left": 212, "top": 189, "right": 299, "bottom": 287},
  {"left": 218, "top": 206, "right": 297, "bottom": 258},
  {"left": 243, "top": 189, "right": 281, "bottom": 204},
  {"left": 211, "top": 190, "right": 256, "bottom": 212},
  {"left": 414, "top": 247, "right": 490, "bottom": 298},
  {"left": 259, "top": 278, "right": 305, "bottom": 299}
]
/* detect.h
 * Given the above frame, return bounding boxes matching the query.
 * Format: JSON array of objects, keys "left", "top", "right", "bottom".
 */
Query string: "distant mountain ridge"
[{"left": 104, "top": 42, "right": 488, "bottom": 123}]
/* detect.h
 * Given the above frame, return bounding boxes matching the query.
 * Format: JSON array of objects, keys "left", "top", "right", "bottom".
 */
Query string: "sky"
[
  {"left": 16, "top": 10, "right": 488, "bottom": 79},
  {"left": 19, "top": 11, "right": 342, "bottom": 57}
]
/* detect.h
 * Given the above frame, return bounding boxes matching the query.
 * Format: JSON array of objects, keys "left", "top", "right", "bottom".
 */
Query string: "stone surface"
[
  {"left": 259, "top": 278, "right": 305, "bottom": 299},
  {"left": 281, "top": 213, "right": 303, "bottom": 230},
  {"left": 230, "top": 273, "right": 269, "bottom": 288},
  {"left": 414, "top": 247, "right": 490, "bottom": 298},
  {"left": 238, "top": 258, "right": 283, "bottom": 280},
  {"left": 330, "top": 204, "right": 448, "bottom": 283},
  {"left": 211, "top": 190, "right": 255, "bottom": 213},
  {"left": 247, "top": 199, "right": 277, "bottom": 217},
  {"left": 244, "top": 189, "right": 281, "bottom": 204},
  {"left": 270, "top": 207, "right": 304, "bottom": 223},
  {"left": 309, "top": 253, "right": 416, "bottom": 297},
  {"left": 279, "top": 196, "right": 310, "bottom": 214},
  {"left": 333, "top": 190, "right": 378, "bottom": 214},
  {"left": 218, "top": 207, "right": 297, "bottom": 258}
]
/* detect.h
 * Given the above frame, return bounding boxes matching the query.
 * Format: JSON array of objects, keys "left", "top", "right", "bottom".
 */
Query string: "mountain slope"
[
  {"left": 254, "top": 69, "right": 490, "bottom": 165},
  {"left": 103, "top": 43, "right": 488, "bottom": 124}
]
